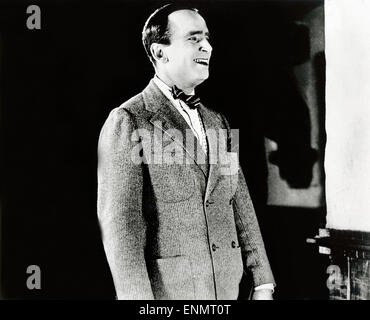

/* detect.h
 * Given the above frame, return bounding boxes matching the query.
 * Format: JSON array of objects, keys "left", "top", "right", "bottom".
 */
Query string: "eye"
[{"left": 188, "top": 35, "right": 200, "bottom": 43}]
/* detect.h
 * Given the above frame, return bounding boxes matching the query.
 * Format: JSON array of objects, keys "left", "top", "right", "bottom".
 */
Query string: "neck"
[{"left": 155, "top": 70, "right": 196, "bottom": 95}]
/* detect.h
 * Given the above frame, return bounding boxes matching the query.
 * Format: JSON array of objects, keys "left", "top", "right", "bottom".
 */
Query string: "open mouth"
[{"left": 193, "top": 58, "right": 209, "bottom": 66}]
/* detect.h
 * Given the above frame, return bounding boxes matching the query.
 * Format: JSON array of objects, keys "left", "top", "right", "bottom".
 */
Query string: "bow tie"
[{"left": 171, "top": 86, "right": 201, "bottom": 109}]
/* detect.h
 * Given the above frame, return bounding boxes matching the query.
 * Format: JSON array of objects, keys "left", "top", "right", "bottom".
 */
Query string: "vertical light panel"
[{"left": 325, "top": 0, "right": 370, "bottom": 231}]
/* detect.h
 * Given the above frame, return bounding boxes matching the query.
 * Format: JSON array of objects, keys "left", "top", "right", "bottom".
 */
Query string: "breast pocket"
[{"left": 149, "top": 164, "right": 195, "bottom": 203}]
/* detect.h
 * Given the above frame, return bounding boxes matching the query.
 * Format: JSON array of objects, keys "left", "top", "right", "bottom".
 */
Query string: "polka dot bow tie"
[{"left": 171, "top": 85, "right": 201, "bottom": 109}]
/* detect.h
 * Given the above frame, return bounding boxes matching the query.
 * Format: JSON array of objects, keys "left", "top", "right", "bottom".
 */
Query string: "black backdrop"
[{"left": 0, "top": 0, "right": 324, "bottom": 299}]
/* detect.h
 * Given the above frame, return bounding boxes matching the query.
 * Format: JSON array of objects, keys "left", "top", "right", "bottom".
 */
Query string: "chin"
[
  {"left": 195, "top": 73, "right": 210, "bottom": 84},
  {"left": 192, "top": 78, "right": 206, "bottom": 88},
  {"left": 185, "top": 72, "right": 209, "bottom": 89},
  {"left": 202, "top": 70, "right": 210, "bottom": 80}
]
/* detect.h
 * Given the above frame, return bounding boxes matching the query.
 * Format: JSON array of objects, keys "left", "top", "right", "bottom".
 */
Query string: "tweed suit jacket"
[{"left": 97, "top": 79, "right": 275, "bottom": 300}]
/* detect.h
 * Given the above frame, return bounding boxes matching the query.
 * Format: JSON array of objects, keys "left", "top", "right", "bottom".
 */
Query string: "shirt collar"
[
  {"left": 153, "top": 75, "right": 195, "bottom": 99},
  {"left": 153, "top": 75, "right": 174, "bottom": 102}
]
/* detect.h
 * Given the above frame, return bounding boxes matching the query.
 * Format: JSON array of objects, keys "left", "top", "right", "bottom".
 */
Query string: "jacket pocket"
[{"left": 149, "top": 256, "right": 195, "bottom": 300}]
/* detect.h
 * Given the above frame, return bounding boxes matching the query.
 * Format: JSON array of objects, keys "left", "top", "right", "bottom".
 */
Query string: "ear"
[{"left": 150, "top": 43, "right": 169, "bottom": 63}]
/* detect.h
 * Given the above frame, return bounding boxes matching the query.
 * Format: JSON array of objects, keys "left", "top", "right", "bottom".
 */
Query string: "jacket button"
[
  {"left": 206, "top": 199, "right": 214, "bottom": 207},
  {"left": 231, "top": 241, "right": 236, "bottom": 248},
  {"left": 212, "top": 243, "right": 218, "bottom": 252}
]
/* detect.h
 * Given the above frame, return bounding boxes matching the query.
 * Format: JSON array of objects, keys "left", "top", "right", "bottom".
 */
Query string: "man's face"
[{"left": 163, "top": 10, "right": 212, "bottom": 89}]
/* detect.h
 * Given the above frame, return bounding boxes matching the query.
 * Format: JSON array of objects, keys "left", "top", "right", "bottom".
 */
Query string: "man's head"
[{"left": 142, "top": 4, "right": 212, "bottom": 92}]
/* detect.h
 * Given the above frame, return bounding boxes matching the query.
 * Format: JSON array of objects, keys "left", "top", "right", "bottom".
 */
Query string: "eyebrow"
[{"left": 186, "top": 30, "right": 210, "bottom": 37}]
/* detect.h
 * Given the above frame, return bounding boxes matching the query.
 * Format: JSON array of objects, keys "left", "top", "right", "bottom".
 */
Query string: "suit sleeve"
[
  {"left": 220, "top": 113, "right": 276, "bottom": 288},
  {"left": 97, "top": 108, "right": 154, "bottom": 300}
]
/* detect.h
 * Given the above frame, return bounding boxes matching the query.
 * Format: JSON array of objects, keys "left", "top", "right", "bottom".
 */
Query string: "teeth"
[{"left": 194, "top": 58, "right": 209, "bottom": 65}]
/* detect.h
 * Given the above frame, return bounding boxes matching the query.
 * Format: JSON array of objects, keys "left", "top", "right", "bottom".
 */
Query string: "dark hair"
[{"left": 142, "top": 3, "right": 198, "bottom": 64}]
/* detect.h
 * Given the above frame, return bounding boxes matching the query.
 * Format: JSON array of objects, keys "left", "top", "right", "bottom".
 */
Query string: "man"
[{"left": 97, "top": 3, "right": 275, "bottom": 300}]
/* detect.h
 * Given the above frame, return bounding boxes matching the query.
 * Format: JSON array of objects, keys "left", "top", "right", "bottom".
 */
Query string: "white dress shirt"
[
  {"left": 153, "top": 76, "right": 208, "bottom": 154},
  {"left": 153, "top": 75, "right": 274, "bottom": 294}
]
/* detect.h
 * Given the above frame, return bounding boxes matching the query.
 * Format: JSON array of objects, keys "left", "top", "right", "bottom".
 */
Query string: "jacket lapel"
[
  {"left": 142, "top": 80, "right": 208, "bottom": 178},
  {"left": 198, "top": 105, "right": 222, "bottom": 201}
]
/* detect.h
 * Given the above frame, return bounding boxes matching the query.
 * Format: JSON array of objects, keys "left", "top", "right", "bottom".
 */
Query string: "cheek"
[
  {"left": 172, "top": 56, "right": 193, "bottom": 71},
  {"left": 167, "top": 47, "right": 195, "bottom": 71},
  {"left": 168, "top": 52, "right": 184, "bottom": 66}
]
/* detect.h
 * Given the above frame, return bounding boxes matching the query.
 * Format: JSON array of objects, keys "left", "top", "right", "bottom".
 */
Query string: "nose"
[{"left": 200, "top": 38, "right": 212, "bottom": 53}]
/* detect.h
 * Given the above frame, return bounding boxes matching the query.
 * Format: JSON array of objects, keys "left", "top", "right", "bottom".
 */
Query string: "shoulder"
[
  {"left": 111, "top": 92, "right": 145, "bottom": 119},
  {"left": 99, "top": 93, "right": 145, "bottom": 145},
  {"left": 118, "top": 92, "right": 146, "bottom": 115},
  {"left": 102, "top": 91, "right": 147, "bottom": 131}
]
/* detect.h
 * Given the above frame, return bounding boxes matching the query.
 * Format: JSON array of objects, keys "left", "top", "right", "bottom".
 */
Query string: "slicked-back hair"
[{"left": 142, "top": 3, "right": 198, "bottom": 65}]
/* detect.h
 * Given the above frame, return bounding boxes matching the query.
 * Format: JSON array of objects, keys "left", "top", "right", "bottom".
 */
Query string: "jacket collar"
[
  {"left": 142, "top": 80, "right": 211, "bottom": 176},
  {"left": 140, "top": 79, "right": 228, "bottom": 200}
]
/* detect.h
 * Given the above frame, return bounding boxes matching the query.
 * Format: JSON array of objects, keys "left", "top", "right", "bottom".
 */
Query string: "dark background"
[{"left": 0, "top": 0, "right": 328, "bottom": 299}]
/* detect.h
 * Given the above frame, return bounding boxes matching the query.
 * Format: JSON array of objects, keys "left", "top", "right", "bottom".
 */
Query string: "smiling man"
[
  {"left": 149, "top": 8, "right": 212, "bottom": 93},
  {"left": 97, "top": 3, "right": 275, "bottom": 300}
]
